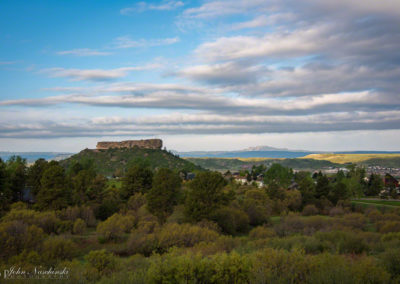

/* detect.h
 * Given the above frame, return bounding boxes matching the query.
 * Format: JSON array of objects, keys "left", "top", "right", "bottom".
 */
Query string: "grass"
[
  {"left": 352, "top": 199, "right": 400, "bottom": 208},
  {"left": 301, "top": 153, "right": 400, "bottom": 164}
]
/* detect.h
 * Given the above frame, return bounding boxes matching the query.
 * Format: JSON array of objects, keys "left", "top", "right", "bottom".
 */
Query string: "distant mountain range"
[
  {"left": 2, "top": 147, "right": 400, "bottom": 162},
  {"left": 176, "top": 146, "right": 400, "bottom": 159},
  {"left": 0, "top": 152, "right": 74, "bottom": 163}
]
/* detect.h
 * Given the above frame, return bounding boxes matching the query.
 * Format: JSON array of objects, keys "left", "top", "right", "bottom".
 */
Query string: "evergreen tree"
[
  {"left": 121, "top": 165, "right": 153, "bottom": 199},
  {"left": 147, "top": 168, "right": 181, "bottom": 223},
  {"left": 184, "top": 171, "right": 229, "bottom": 222}
]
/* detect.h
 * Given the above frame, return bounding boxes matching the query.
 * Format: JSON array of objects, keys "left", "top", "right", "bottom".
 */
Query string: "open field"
[
  {"left": 352, "top": 199, "right": 400, "bottom": 208},
  {"left": 302, "top": 153, "right": 400, "bottom": 164}
]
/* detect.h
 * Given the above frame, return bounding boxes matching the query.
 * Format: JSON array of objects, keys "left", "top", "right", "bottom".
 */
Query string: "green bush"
[
  {"left": 315, "top": 230, "right": 369, "bottom": 254},
  {"left": 302, "top": 204, "right": 319, "bottom": 216},
  {"left": 72, "top": 218, "right": 86, "bottom": 234},
  {"left": 146, "top": 251, "right": 251, "bottom": 284},
  {"left": 85, "top": 249, "right": 117, "bottom": 276},
  {"left": 41, "top": 237, "right": 77, "bottom": 265},
  {"left": 377, "top": 221, "right": 400, "bottom": 234},
  {"left": 211, "top": 206, "right": 250, "bottom": 235},
  {"left": 0, "top": 221, "right": 45, "bottom": 259},
  {"left": 249, "top": 226, "right": 277, "bottom": 240},
  {"left": 2, "top": 208, "right": 61, "bottom": 234},
  {"left": 96, "top": 213, "right": 135, "bottom": 241}
]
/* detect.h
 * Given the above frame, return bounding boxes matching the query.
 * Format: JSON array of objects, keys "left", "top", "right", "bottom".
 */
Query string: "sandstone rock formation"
[{"left": 96, "top": 139, "right": 162, "bottom": 150}]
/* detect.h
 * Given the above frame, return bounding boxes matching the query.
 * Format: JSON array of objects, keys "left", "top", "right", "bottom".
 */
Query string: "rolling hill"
[
  {"left": 60, "top": 148, "right": 203, "bottom": 176},
  {"left": 186, "top": 157, "right": 341, "bottom": 172}
]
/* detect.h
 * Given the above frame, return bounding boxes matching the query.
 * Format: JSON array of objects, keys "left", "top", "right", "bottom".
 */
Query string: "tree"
[
  {"left": 184, "top": 171, "right": 229, "bottom": 222},
  {"left": 0, "top": 158, "right": 11, "bottom": 211},
  {"left": 121, "top": 165, "right": 153, "bottom": 199},
  {"left": 366, "top": 174, "right": 383, "bottom": 196},
  {"left": 71, "top": 169, "right": 95, "bottom": 205},
  {"left": 27, "top": 159, "right": 48, "bottom": 195},
  {"left": 264, "top": 164, "right": 293, "bottom": 188},
  {"left": 147, "top": 168, "right": 181, "bottom": 223},
  {"left": 329, "top": 182, "right": 348, "bottom": 205},
  {"left": 295, "top": 171, "right": 316, "bottom": 207},
  {"left": 315, "top": 174, "right": 331, "bottom": 199},
  {"left": 6, "top": 156, "right": 27, "bottom": 202},
  {"left": 36, "top": 164, "right": 70, "bottom": 210}
]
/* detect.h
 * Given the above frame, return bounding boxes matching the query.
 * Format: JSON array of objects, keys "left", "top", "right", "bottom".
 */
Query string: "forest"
[{"left": 0, "top": 156, "right": 400, "bottom": 283}]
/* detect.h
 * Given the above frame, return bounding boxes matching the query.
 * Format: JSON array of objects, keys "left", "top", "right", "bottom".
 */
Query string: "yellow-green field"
[{"left": 301, "top": 153, "right": 400, "bottom": 164}]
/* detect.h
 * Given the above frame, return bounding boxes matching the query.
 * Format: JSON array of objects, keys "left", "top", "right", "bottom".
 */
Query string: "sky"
[{"left": 0, "top": 0, "right": 400, "bottom": 152}]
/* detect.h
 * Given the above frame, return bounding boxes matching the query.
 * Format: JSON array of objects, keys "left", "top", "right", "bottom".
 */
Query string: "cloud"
[
  {"left": 0, "top": 61, "right": 17, "bottom": 65},
  {"left": 173, "top": 61, "right": 266, "bottom": 85},
  {"left": 195, "top": 26, "right": 329, "bottom": 62},
  {"left": 0, "top": 88, "right": 396, "bottom": 116},
  {"left": 40, "top": 65, "right": 161, "bottom": 82},
  {"left": 1, "top": 108, "right": 400, "bottom": 139},
  {"left": 182, "top": 0, "right": 274, "bottom": 19},
  {"left": 113, "top": 36, "right": 179, "bottom": 49},
  {"left": 56, "top": 48, "right": 112, "bottom": 56},
  {"left": 121, "top": 1, "right": 184, "bottom": 15},
  {"left": 230, "top": 14, "right": 295, "bottom": 30}
]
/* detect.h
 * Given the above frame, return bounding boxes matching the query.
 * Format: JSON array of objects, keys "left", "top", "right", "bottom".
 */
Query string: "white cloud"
[
  {"left": 195, "top": 27, "right": 326, "bottom": 61},
  {"left": 40, "top": 65, "right": 161, "bottom": 81},
  {"left": 121, "top": 1, "right": 184, "bottom": 15},
  {"left": 0, "top": 61, "right": 17, "bottom": 65},
  {"left": 113, "top": 36, "right": 179, "bottom": 49},
  {"left": 56, "top": 48, "right": 112, "bottom": 56}
]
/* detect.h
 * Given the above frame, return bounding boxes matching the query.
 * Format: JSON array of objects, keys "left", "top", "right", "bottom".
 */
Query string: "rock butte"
[{"left": 96, "top": 139, "right": 163, "bottom": 150}]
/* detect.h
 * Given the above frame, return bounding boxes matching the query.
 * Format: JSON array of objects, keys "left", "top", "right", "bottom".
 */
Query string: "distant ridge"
[
  {"left": 176, "top": 145, "right": 400, "bottom": 159},
  {"left": 0, "top": 152, "right": 74, "bottom": 162}
]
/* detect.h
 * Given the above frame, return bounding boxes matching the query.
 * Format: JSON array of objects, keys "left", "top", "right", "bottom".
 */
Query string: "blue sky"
[{"left": 1, "top": 0, "right": 400, "bottom": 152}]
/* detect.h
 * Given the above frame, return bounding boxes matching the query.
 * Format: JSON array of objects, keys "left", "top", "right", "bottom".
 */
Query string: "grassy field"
[
  {"left": 352, "top": 199, "right": 400, "bottom": 208},
  {"left": 302, "top": 153, "right": 400, "bottom": 164}
]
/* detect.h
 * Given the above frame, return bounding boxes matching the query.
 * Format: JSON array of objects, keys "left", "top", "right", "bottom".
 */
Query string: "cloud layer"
[{"left": 1, "top": 0, "right": 399, "bottom": 144}]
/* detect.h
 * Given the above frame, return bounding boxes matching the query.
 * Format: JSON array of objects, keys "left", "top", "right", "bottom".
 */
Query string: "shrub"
[
  {"left": 315, "top": 230, "right": 369, "bottom": 254},
  {"left": 268, "top": 235, "right": 329, "bottom": 254},
  {"left": 377, "top": 221, "right": 400, "bottom": 234},
  {"left": 329, "top": 206, "right": 344, "bottom": 217},
  {"left": 127, "top": 193, "right": 146, "bottom": 212},
  {"left": 85, "top": 249, "right": 117, "bottom": 276},
  {"left": 146, "top": 251, "right": 251, "bottom": 284},
  {"left": 251, "top": 248, "right": 312, "bottom": 283},
  {"left": 0, "top": 221, "right": 45, "bottom": 259},
  {"left": 380, "top": 248, "right": 400, "bottom": 278},
  {"left": 41, "top": 237, "right": 77, "bottom": 265},
  {"left": 249, "top": 226, "right": 277, "bottom": 240},
  {"left": 274, "top": 214, "right": 305, "bottom": 237},
  {"left": 242, "top": 189, "right": 272, "bottom": 226},
  {"left": 2, "top": 208, "right": 60, "bottom": 234},
  {"left": 157, "top": 223, "right": 220, "bottom": 250},
  {"left": 340, "top": 213, "right": 367, "bottom": 230},
  {"left": 96, "top": 213, "right": 135, "bottom": 241},
  {"left": 381, "top": 232, "right": 400, "bottom": 242},
  {"left": 72, "top": 218, "right": 86, "bottom": 235},
  {"left": 302, "top": 204, "right": 319, "bottom": 216},
  {"left": 211, "top": 207, "right": 250, "bottom": 235}
]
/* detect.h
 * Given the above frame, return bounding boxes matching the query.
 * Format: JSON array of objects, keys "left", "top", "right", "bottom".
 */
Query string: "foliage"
[
  {"left": 146, "top": 168, "right": 181, "bottom": 223},
  {"left": 121, "top": 165, "right": 153, "bottom": 198},
  {"left": 184, "top": 171, "right": 229, "bottom": 222},
  {"left": 96, "top": 213, "right": 135, "bottom": 241}
]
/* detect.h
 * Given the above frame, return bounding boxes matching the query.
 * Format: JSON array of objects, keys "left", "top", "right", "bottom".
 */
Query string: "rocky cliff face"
[{"left": 96, "top": 139, "right": 162, "bottom": 150}]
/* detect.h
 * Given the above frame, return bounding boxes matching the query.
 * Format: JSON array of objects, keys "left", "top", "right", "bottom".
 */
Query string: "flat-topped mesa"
[{"left": 96, "top": 139, "right": 163, "bottom": 150}]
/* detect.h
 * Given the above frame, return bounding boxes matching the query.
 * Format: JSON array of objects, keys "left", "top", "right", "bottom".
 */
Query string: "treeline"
[{"left": 0, "top": 156, "right": 399, "bottom": 283}]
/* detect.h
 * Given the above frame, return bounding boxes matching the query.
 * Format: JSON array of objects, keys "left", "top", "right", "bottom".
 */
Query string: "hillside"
[
  {"left": 186, "top": 157, "right": 341, "bottom": 171},
  {"left": 302, "top": 153, "right": 400, "bottom": 164},
  {"left": 360, "top": 157, "right": 400, "bottom": 168},
  {"left": 60, "top": 148, "right": 203, "bottom": 176}
]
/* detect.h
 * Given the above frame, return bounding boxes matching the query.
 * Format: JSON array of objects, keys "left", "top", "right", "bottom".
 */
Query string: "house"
[
  {"left": 384, "top": 174, "right": 399, "bottom": 188},
  {"left": 234, "top": 176, "right": 248, "bottom": 185}
]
